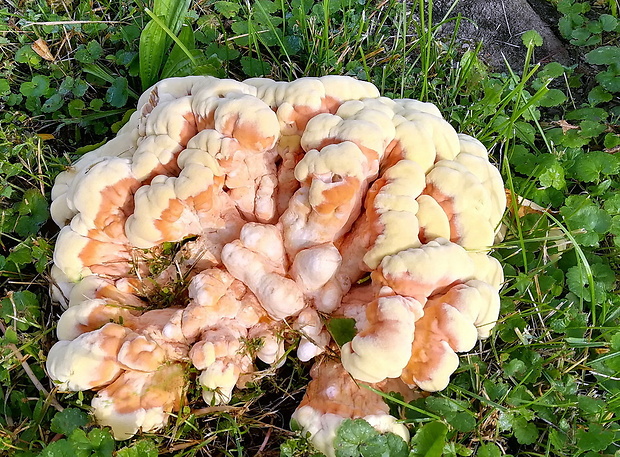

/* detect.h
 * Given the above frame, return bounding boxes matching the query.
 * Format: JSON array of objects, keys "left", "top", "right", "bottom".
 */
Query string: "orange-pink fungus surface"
[{"left": 47, "top": 76, "right": 505, "bottom": 452}]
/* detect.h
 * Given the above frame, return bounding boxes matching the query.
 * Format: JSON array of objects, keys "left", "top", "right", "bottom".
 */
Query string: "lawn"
[{"left": 0, "top": 0, "right": 619, "bottom": 455}]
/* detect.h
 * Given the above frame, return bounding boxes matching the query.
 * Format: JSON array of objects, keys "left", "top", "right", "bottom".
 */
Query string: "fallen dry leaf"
[
  {"left": 31, "top": 39, "right": 54, "bottom": 61},
  {"left": 505, "top": 188, "right": 550, "bottom": 218},
  {"left": 552, "top": 119, "right": 579, "bottom": 134}
]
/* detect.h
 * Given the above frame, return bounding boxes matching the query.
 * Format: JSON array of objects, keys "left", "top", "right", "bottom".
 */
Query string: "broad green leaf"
[
  {"left": 576, "top": 424, "right": 615, "bottom": 451},
  {"left": 538, "top": 62, "right": 565, "bottom": 80},
  {"left": 215, "top": 1, "right": 242, "bottom": 18},
  {"left": 604, "top": 133, "right": 620, "bottom": 149},
  {"left": 3, "top": 326, "right": 18, "bottom": 343},
  {"left": 604, "top": 194, "right": 620, "bottom": 214},
  {"left": 599, "top": 14, "right": 618, "bottom": 32},
  {"left": 153, "top": 0, "right": 191, "bottom": 35},
  {"left": 424, "top": 397, "right": 461, "bottom": 417},
  {"left": 161, "top": 25, "right": 202, "bottom": 79},
  {"left": 560, "top": 195, "right": 612, "bottom": 246},
  {"left": 42, "top": 93, "right": 64, "bottom": 113},
  {"left": 6, "top": 93, "right": 23, "bottom": 106},
  {"left": 15, "top": 188, "right": 49, "bottom": 237},
  {"left": 585, "top": 46, "right": 620, "bottom": 65},
  {"left": 572, "top": 151, "right": 620, "bottom": 182},
  {"left": 596, "top": 70, "right": 620, "bottom": 93},
  {"left": 170, "top": 49, "right": 220, "bottom": 78},
  {"left": 86, "top": 428, "right": 115, "bottom": 455},
  {"left": 477, "top": 443, "right": 502, "bottom": 457},
  {"left": 503, "top": 359, "right": 527, "bottom": 378},
  {"left": 204, "top": 43, "right": 240, "bottom": 61},
  {"left": 539, "top": 88, "right": 567, "bottom": 107},
  {"left": 510, "top": 144, "right": 538, "bottom": 175},
  {"left": 334, "top": 419, "right": 381, "bottom": 456},
  {"left": 611, "top": 331, "right": 620, "bottom": 351},
  {"left": 255, "top": 0, "right": 279, "bottom": 14},
  {"left": 334, "top": 419, "right": 408, "bottom": 457},
  {"left": 514, "top": 121, "right": 536, "bottom": 144},
  {"left": 566, "top": 107, "right": 608, "bottom": 122},
  {"left": 511, "top": 417, "right": 538, "bottom": 445},
  {"left": 498, "top": 315, "right": 527, "bottom": 343},
  {"left": 521, "top": 30, "right": 543, "bottom": 47},
  {"left": 549, "top": 429, "right": 568, "bottom": 451},
  {"left": 141, "top": 7, "right": 197, "bottom": 89},
  {"left": 26, "top": 95, "right": 42, "bottom": 113},
  {"left": 20, "top": 75, "right": 50, "bottom": 97},
  {"left": 577, "top": 395, "right": 606, "bottom": 414},
  {"left": 38, "top": 438, "right": 76, "bottom": 457},
  {"left": 75, "top": 40, "right": 104, "bottom": 64},
  {"left": 558, "top": 128, "right": 590, "bottom": 148},
  {"left": 6, "top": 245, "right": 32, "bottom": 266},
  {"left": 566, "top": 262, "right": 615, "bottom": 303},
  {"left": 410, "top": 421, "right": 447, "bottom": 457},
  {"left": 571, "top": 27, "right": 599, "bottom": 46},
  {"left": 586, "top": 20, "right": 603, "bottom": 34},
  {"left": 15, "top": 44, "right": 41, "bottom": 65},
  {"left": 106, "top": 77, "right": 129, "bottom": 108},
  {"left": 284, "top": 35, "right": 303, "bottom": 55},
  {"left": 140, "top": 19, "right": 169, "bottom": 89},
  {"left": 0, "top": 78, "right": 9, "bottom": 96},
  {"left": 483, "top": 380, "right": 509, "bottom": 401},
  {"left": 58, "top": 76, "right": 76, "bottom": 96},
  {"left": 68, "top": 99, "right": 86, "bottom": 117},
  {"left": 326, "top": 318, "right": 356, "bottom": 347},
  {"left": 1, "top": 290, "right": 40, "bottom": 331},
  {"left": 447, "top": 412, "right": 476, "bottom": 433},
  {"left": 537, "top": 155, "right": 565, "bottom": 190},
  {"left": 588, "top": 85, "right": 612, "bottom": 105},
  {"left": 51, "top": 408, "right": 89, "bottom": 435},
  {"left": 117, "top": 440, "right": 158, "bottom": 457},
  {"left": 240, "top": 55, "right": 270, "bottom": 77}
]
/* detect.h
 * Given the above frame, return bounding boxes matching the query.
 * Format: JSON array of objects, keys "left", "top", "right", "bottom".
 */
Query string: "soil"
[{"left": 432, "top": 0, "right": 575, "bottom": 71}]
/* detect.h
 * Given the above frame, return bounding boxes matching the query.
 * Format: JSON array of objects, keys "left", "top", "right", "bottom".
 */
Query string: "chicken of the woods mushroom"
[{"left": 47, "top": 75, "right": 505, "bottom": 452}]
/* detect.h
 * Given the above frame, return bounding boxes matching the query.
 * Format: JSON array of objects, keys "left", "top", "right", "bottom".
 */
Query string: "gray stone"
[{"left": 432, "top": 0, "right": 573, "bottom": 70}]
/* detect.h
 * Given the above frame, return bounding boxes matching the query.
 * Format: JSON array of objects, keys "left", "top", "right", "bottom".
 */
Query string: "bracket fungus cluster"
[{"left": 48, "top": 75, "right": 505, "bottom": 454}]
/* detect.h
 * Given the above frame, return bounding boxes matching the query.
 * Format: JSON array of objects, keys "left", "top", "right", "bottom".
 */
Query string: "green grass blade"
[
  {"left": 145, "top": 8, "right": 197, "bottom": 66},
  {"left": 153, "top": 0, "right": 191, "bottom": 35},
  {"left": 140, "top": 7, "right": 196, "bottom": 89},
  {"left": 82, "top": 63, "right": 139, "bottom": 99},
  {"left": 139, "top": 19, "right": 170, "bottom": 89}
]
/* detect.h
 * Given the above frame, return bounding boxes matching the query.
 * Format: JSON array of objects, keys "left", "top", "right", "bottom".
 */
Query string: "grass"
[{"left": 1, "top": 0, "right": 619, "bottom": 455}]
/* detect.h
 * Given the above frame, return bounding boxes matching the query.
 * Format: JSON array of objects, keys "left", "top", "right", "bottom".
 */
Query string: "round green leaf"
[
  {"left": 106, "top": 77, "right": 129, "bottom": 108},
  {"left": 522, "top": 30, "right": 543, "bottom": 47},
  {"left": 599, "top": 14, "right": 618, "bottom": 32},
  {"left": 75, "top": 40, "right": 104, "bottom": 64},
  {"left": 20, "top": 75, "right": 50, "bottom": 97},
  {"left": 51, "top": 408, "right": 89, "bottom": 435},
  {"left": 539, "top": 88, "right": 567, "bottom": 107},
  {"left": 585, "top": 46, "right": 620, "bottom": 65},
  {"left": 0, "top": 79, "right": 10, "bottom": 96},
  {"left": 477, "top": 443, "right": 502, "bottom": 457},
  {"left": 576, "top": 424, "right": 614, "bottom": 451},
  {"left": 588, "top": 85, "right": 612, "bottom": 105},
  {"left": 42, "top": 93, "right": 64, "bottom": 113},
  {"left": 410, "top": 421, "right": 447, "bottom": 457},
  {"left": 214, "top": 1, "right": 242, "bottom": 18},
  {"left": 15, "top": 45, "right": 41, "bottom": 65},
  {"left": 596, "top": 70, "right": 620, "bottom": 93},
  {"left": 68, "top": 99, "right": 86, "bottom": 117}
]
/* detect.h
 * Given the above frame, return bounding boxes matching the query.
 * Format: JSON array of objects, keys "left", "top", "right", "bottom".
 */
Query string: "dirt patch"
[{"left": 433, "top": 0, "right": 574, "bottom": 70}]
